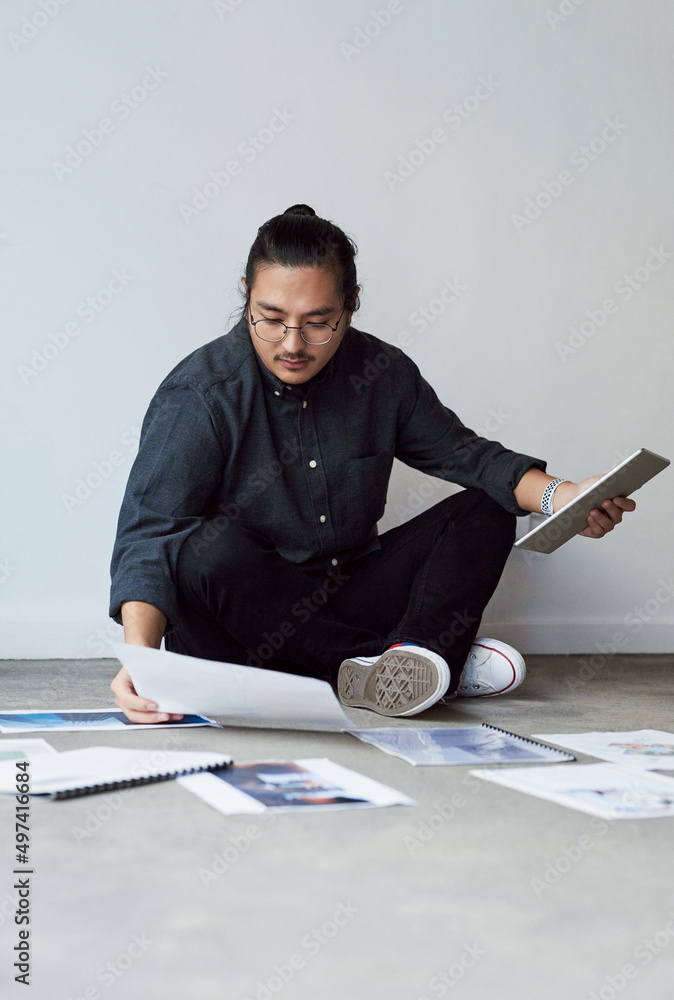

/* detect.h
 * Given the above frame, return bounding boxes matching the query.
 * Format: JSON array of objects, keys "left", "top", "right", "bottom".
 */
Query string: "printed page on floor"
[
  {"left": 0, "top": 709, "right": 221, "bottom": 732},
  {"left": 113, "top": 643, "right": 355, "bottom": 731},
  {"left": 0, "top": 738, "right": 56, "bottom": 760},
  {"left": 471, "top": 762, "right": 674, "bottom": 819},
  {"left": 177, "top": 758, "right": 416, "bottom": 814},
  {"left": 349, "top": 725, "right": 575, "bottom": 765},
  {"left": 531, "top": 730, "right": 674, "bottom": 769}
]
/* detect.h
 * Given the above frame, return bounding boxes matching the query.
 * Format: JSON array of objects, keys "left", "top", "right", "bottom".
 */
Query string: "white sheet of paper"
[
  {"left": 178, "top": 757, "right": 416, "bottom": 814},
  {"left": 471, "top": 762, "right": 674, "bottom": 819},
  {"left": 532, "top": 730, "right": 674, "bottom": 770},
  {"left": 0, "top": 738, "right": 56, "bottom": 761},
  {"left": 113, "top": 643, "right": 355, "bottom": 730},
  {"left": 0, "top": 746, "right": 233, "bottom": 796}
]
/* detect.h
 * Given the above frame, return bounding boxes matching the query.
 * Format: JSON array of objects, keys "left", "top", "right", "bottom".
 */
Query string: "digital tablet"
[{"left": 514, "top": 447, "right": 670, "bottom": 554}]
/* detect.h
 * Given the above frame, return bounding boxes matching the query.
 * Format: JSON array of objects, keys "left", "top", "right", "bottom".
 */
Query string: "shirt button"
[
  {"left": 319, "top": 514, "right": 326, "bottom": 523},
  {"left": 331, "top": 558, "right": 338, "bottom": 566},
  {"left": 302, "top": 401, "right": 307, "bottom": 408},
  {"left": 309, "top": 460, "right": 317, "bottom": 468},
  {"left": 274, "top": 390, "right": 280, "bottom": 396}
]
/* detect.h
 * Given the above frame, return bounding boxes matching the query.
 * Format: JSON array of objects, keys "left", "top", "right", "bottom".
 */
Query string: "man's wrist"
[{"left": 551, "top": 481, "right": 576, "bottom": 514}]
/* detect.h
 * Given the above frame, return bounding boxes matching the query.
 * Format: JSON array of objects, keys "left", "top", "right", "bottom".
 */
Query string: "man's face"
[{"left": 242, "top": 264, "right": 356, "bottom": 385}]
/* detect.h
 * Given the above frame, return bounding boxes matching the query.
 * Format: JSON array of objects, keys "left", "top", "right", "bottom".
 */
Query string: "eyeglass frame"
[{"left": 246, "top": 297, "right": 347, "bottom": 346}]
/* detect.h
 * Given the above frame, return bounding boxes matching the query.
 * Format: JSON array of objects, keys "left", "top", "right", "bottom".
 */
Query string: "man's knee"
[{"left": 451, "top": 488, "right": 516, "bottom": 538}]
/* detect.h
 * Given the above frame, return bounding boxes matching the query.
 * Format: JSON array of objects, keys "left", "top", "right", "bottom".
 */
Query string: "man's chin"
[{"left": 275, "top": 359, "right": 316, "bottom": 382}]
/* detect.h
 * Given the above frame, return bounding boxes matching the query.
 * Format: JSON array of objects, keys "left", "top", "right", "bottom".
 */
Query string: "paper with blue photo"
[
  {"left": 178, "top": 758, "right": 416, "bottom": 814},
  {"left": 350, "top": 726, "right": 573, "bottom": 765},
  {"left": 113, "top": 643, "right": 354, "bottom": 730},
  {"left": 0, "top": 709, "right": 220, "bottom": 733}
]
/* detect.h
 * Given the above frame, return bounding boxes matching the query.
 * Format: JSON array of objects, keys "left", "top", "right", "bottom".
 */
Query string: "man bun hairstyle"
[
  {"left": 283, "top": 204, "right": 316, "bottom": 217},
  {"left": 241, "top": 204, "right": 360, "bottom": 319}
]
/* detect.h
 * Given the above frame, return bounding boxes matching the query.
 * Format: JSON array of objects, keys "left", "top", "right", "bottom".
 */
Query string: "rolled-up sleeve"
[
  {"left": 109, "top": 384, "right": 225, "bottom": 632},
  {"left": 395, "top": 360, "right": 547, "bottom": 515}
]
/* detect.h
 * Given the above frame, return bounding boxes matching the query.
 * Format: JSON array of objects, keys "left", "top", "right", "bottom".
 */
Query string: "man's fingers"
[
  {"left": 613, "top": 496, "right": 636, "bottom": 512},
  {"left": 599, "top": 499, "right": 623, "bottom": 524},
  {"left": 110, "top": 665, "right": 182, "bottom": 724},
  {"left": 118, "top": 707, "right": 178, "bottom": 725}
]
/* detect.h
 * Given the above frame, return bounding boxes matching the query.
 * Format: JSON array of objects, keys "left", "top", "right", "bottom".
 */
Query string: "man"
[{"left": 109, "top": 205, "right": 635, "bottom": 723}]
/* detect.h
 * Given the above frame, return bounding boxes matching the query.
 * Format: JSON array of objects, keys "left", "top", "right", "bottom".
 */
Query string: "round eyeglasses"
[{"left": 248, "top": 301, "right": 346, "bottom": 346}]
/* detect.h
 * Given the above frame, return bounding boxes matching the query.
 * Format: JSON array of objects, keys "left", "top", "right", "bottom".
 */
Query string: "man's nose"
[{"left": 283, "top": 327, "right": 307, "bottom": 354}]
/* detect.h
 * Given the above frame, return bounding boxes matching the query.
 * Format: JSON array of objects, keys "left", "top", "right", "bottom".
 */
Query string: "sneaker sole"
[{"left": 338, "top": 649, "right": 449, "bottom": 717}]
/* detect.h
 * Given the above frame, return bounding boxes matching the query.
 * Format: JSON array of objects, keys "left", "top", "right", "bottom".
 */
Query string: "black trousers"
[{"left": 164, "top": 488, "right": 516, "bottom": 696}]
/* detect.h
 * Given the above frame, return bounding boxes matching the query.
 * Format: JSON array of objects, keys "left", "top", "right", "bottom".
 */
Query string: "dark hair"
[{"left": 237, "top": 204, "right": 360, "bottom": 323}]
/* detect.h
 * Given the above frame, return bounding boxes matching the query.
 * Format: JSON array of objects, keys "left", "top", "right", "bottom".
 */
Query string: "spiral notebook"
[
  {"left": 0, "top": 746, "right": 233, "bottom": 799},
  {"left": 349, "top": 724, "right": 576, "bottom": 766}
]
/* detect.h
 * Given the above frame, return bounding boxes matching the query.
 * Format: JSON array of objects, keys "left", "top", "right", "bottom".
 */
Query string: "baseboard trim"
[
  {"left": 1, "top": 619, "right": 673, "bottom": 659},
  {"left": 481, "top": 620, "right": 674, "bottom": 655}
]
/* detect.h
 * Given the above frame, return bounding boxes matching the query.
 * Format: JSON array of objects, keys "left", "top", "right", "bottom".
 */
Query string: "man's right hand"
[
  {"left": 114, "top": 601, "right": 184, "bottom": 723},
  {"left": 110, "top": 665, "right": 184, "bottom": 725}
]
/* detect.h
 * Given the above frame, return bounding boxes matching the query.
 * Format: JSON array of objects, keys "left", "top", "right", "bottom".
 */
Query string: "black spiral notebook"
[
  {"left": 0, "top": 746, "right": 233, "bottom": 799},
  {"left": 349, "top": 724, "right": 576, "bottom": 766}
]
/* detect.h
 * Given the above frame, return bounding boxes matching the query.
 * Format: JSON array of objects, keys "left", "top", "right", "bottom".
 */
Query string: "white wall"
[{"left": 2, "top": 0, "right": 672, "bottom": 658}]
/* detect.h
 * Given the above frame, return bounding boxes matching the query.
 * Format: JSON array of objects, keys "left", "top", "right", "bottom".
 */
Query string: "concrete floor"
[{"left": 1, "top": 654, "right": 673, "bottom": 1000}]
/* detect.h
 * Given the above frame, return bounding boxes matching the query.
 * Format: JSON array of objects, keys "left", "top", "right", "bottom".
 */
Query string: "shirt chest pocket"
[{"left": 345, "top": 451, "right": 394, "bottom": 531}]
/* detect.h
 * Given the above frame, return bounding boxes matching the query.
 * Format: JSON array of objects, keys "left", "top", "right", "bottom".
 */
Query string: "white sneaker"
[
  {"left": 453, "top": 638, "right": 526, "bottom": 698},
  {"left": 337, "top": 644, "right": 451, "bottom": 717}
]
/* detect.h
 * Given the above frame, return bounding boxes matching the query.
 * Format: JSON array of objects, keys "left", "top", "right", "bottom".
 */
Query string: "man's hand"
[
  {"left": 553, "top": 476, "right": 637, "bottom": 538},
  {"left": 110, "top": 665, "right": 184, "bottom": 725},
  {"left": 113, "top": 601, "right": 184, "bottom": 723}
]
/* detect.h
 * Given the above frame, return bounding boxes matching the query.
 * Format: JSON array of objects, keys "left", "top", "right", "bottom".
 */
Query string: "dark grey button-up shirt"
[{"left": 109, "top": 318, "right": 546, "bottom": 633}]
